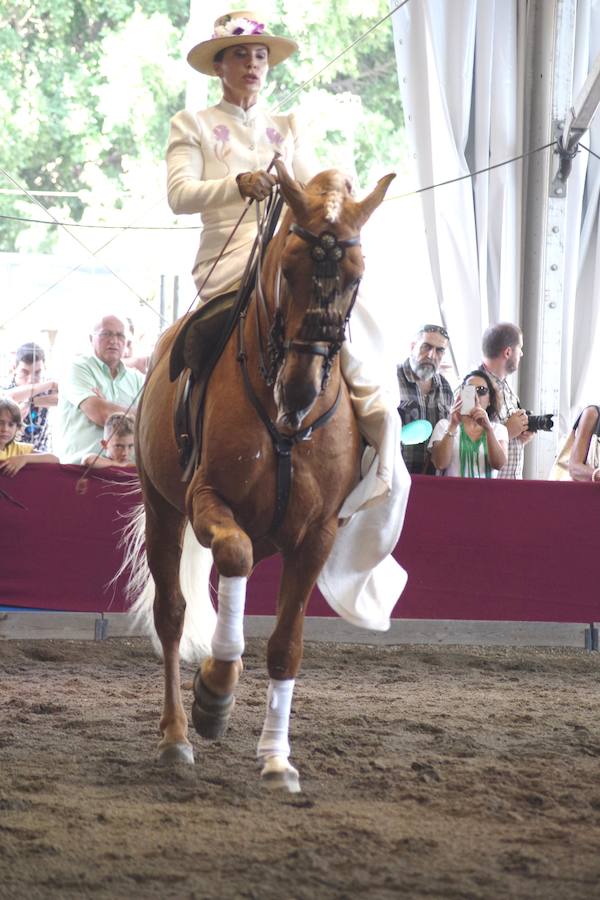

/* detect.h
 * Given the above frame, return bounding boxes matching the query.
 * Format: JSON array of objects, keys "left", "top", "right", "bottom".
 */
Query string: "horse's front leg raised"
[
  {"left": 188, "top": 488, "right": 252, "bottom": 739},
  {"left": 258, "top": 521, "right": 337, "bottom": 793}
]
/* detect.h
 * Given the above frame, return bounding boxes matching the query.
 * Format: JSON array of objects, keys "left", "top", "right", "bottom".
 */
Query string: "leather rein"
[{"left": 237, "top": 189, "right": 362, "bottom": 533}]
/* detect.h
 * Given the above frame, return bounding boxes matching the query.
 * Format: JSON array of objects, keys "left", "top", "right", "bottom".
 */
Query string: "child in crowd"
[
  {"left": 0, "top": 397, "right": 59, "bottom": 476},
  {"left": 82, "top": 413, "right": 136, "bottom": 469},
  {"left": 3, "top": 342, "right": 58, "bottom": 452}
]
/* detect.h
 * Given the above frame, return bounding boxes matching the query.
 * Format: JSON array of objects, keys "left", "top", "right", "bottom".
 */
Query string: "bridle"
[
  {"left": 260, "top": 219, "right": 362, "bottom": 393},
  {"left": 236, "top": 188, "right": 363, "bottom": 532}
]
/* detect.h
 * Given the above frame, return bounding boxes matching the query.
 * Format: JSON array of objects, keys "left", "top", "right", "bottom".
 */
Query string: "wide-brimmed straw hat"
[{"left": 187, "top": 10, "right": 298, "bottom": 76}]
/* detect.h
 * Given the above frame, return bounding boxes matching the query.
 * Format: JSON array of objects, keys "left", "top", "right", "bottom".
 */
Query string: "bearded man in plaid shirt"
[{"left": 397, "top": 325, "right": 454, "bottom": 475}]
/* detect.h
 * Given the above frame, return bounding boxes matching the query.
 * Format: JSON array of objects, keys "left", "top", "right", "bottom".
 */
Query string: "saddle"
[{"left": 170, "top": 291, "right": 239, "bottom": 482}]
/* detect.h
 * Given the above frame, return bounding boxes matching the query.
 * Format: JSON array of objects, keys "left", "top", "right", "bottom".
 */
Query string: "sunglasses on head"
[{"left": 420, "top": 324, "right": 450, "bottom": 340}]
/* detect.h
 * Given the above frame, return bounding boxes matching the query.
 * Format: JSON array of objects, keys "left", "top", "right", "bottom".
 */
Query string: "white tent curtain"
[
  {"left": 391, "top": 0, "right": 600, "bottom": 425},
  {"left": 390, "top": 0, "right": 525, "bottom": 376},
  {"left": 567, "top": 0, "right": 600, "bottom": 415}
]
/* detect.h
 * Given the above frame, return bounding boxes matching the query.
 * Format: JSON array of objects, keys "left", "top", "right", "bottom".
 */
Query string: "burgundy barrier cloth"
[
  {"left": 0, "top": 465, "right": 137, "bottom": 614},
  {"left": 1, "top": 466, "right": 599, "bottom": 622}
]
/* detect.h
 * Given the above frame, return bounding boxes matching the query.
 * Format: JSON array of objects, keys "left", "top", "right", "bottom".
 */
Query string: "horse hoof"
[
  {"left": 192, "top": 673, "right": 235, "bottom": 740},
  {"left": 260, "top": 756, "right": 301, "bottom": 794},
  {"left": 157, "top": 741, "right": 195, "bottom": 766}
]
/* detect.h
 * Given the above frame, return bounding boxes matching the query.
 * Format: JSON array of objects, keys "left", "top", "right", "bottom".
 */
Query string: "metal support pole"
[
  {"left": 159, "top": 273, "right": 166, "bottom": 326},
  {"left": 521, "top": 0, "right": 578, "bottom": 478},
  {"left": 94, "top": 614, "right": 108, "bottom": 641},
  {"left": 173, "top": 274, "right": 180, "bottom": 322},
  {"left": 584, "top": 622, "right": 599, "bottom": 651}
]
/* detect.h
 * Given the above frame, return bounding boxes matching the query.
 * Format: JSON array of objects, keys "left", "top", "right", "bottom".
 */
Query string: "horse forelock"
[
  {"left": 323, "top": 191, "right": 344, "bottom": 224},
  {"left": 302, "top": 170, "right": 354, "bottom": 228}
]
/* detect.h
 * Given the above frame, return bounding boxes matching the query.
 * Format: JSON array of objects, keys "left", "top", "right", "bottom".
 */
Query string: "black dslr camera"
[{"left": 525, "top": 411, "right": 554, "bottom": 432}]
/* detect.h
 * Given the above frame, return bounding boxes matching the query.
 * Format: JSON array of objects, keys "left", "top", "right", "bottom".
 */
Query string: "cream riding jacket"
[{"left": 166, "top": 99, "right": 317, "bottom": 301}]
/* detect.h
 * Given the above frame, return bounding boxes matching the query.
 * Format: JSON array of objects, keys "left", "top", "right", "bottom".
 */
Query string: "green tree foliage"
[
  {"left": 0, "top": 0, "right": 185, "bottom": 250},
  {"left": 1, "top": 0, "right": 404, "bottom": 252}
]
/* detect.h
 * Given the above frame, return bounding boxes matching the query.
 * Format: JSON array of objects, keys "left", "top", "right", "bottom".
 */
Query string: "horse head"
[{"left": 269, "top": 159, "right": 395, "bottom": 430}]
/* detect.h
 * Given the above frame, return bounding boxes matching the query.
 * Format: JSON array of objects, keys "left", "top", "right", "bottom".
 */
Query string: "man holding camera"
[{"left": 481, "top": 322, "right": 533, "bottom": 479}]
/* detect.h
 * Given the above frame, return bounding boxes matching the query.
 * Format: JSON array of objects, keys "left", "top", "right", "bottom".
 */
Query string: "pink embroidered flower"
[
  {"left": 213, "top": 124, "right": 230, "bottom": 142},
  {"left": 266, "top": 127, "right": 283, "bottom": 146},
  {"left": 213, "top": 124, "right": 231, "bottom": 166}
]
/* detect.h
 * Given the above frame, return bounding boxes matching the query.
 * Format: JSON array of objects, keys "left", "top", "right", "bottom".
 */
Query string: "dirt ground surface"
[{"left": 1, "top": 637, "right": 600, "bottom": 900}]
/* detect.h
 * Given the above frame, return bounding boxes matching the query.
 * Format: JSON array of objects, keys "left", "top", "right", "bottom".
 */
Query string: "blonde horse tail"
[{"left": 118, "top": 504, "right": 217, "bottom": 663}]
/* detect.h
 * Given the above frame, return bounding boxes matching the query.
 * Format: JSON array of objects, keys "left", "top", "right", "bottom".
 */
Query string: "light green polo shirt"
[{"left": 56, "top": 354, "right": 145, "bottom": 463}]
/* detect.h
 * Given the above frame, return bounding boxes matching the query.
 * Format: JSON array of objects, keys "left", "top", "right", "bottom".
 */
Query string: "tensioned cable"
[
  {"left": 580, "top": 142, "right": 600, "bottom": 161},
  {"left": 0, "top": 171, "right": 171, "bottom": 329},
  {"left": 383, "top": 140, "right": 557, "bottom": 203},
  {"left": 0, "top": 167, "right": 170, "bottom": 328},
  {"left": 0, "top": 140, "right": 559, "bottom": 232},
  {"left": 0, "top": 140, "right": 558, "bottom": 331},
  {"left": 0, "top": 212, "right": 200, "bottom": 229},
  {"left": 271, "top": 0, "right": 412, "bottom": 113}
]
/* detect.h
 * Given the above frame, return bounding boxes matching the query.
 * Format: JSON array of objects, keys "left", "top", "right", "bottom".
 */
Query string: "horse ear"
[
  {"left": 274, "top": 157, "right": 309, "bottom": 220},
  {"left": 354, "top": 173, "right": 396, "bottom": 229}
]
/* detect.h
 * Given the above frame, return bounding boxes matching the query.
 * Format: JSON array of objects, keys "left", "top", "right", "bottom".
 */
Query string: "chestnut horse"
[{"left": 132, "top": 160, "right": 395, "bottom": 792}]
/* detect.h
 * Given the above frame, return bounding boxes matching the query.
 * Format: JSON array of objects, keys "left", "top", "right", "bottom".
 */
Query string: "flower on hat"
[{"left": 213, "top": 15, "right": 265, "bottom": 38}]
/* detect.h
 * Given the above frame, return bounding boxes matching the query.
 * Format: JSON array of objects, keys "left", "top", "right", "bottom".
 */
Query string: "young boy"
[
  {"left": 3, "top": 342, "right": 58, "bottom": 452},
  {"left": 0, "top": 397, "right": 59, "bottom": 476},
  {"left": 82, "top": 413, "right": 135, "bottom": 469}
]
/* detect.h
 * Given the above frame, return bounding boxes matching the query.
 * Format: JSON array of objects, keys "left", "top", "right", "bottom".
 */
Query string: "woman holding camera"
[{"left": 429, "top": 369, "right": 508, "bottom": 477}]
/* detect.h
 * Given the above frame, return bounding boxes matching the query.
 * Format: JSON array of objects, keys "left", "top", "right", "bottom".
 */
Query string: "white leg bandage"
[
  {"left": 257, "top": 678, "right": 295, "bottom": 762},
  {"left": 210, "top": 576, "right": 246, "bottom": 661}
]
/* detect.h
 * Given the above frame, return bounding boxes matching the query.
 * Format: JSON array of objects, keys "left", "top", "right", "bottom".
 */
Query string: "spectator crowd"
[
  {"left": 0, "top": 313, "right": 146, "bottom": 475},
  {"left": 0, "top": 312, "right": 598, "bottom": 484},
  {"left": 397, "top": 320, "right": 598, "bottom": 482}
]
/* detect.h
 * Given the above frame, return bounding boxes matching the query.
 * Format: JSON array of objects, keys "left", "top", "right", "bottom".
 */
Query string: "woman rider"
[{"left": 165, "top": 10, "right": 410, "bottom": 630}]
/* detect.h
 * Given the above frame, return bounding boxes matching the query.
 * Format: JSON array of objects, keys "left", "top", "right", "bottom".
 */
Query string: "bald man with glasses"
[
  {"left": 397, "top": 324, "right": 454, "bottom": 475},
  {"left": 56, "top": 314, "right": 145, "bottom": 463}
]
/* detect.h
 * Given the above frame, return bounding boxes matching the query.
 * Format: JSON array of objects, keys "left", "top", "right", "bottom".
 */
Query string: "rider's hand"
[{"left": 236, "top": 170, "right": 277, "bottom": 202}]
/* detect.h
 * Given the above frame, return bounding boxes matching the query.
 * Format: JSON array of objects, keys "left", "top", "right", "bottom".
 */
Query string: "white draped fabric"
[
  {"left": 565, "top": 0, "right": 600, "bottom": 415},
  {"left": 392, "top": 0, "right": 600, "bottom": 432},
  {"left": 391, "top": 0, "right": 525, "bottom": 375}
]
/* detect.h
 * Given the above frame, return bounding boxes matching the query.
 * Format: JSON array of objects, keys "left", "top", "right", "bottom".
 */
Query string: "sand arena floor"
[{"left": 1, "top": 636, "right": 600, "bottom": 899}]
